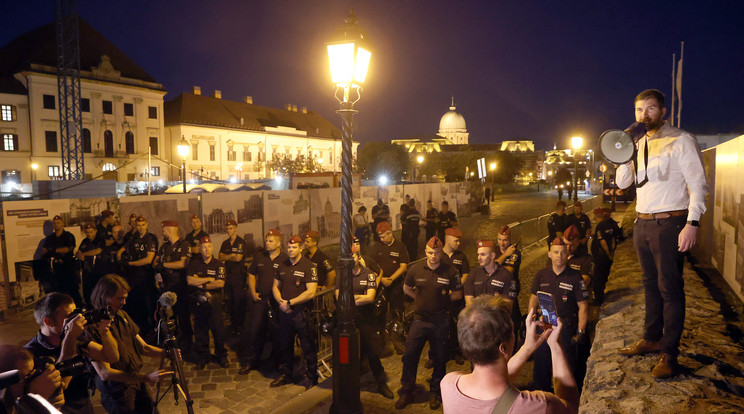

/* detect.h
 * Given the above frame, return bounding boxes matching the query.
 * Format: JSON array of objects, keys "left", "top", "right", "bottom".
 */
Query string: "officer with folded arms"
[
  {"left": 219, "top": 219, "right": 247, "bottom": 337},
  {"left": 117, "top": 216, "right": 158, "bottom": 336}
]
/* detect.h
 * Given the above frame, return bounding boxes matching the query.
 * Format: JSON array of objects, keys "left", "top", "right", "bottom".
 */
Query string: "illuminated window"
[
  {"left": 1, "top": 104, "right": 15, "bottom": 121},
  {"left": 102, "top": 163, "right": 116, "bottom": 171},
  {"left": 191, "top": 143, "right": 198, "bottom": 161},
  {"left": 151, "top": 166, "right": 160, "bottom": 176},
  {"left": 209, "top": 145, "right": 215, "bottom": 161},
  {"left": 48, "top": 165, "right": 61, "bottom": 179},
  {"left": 2, "top": 134, "right": 18, "bottom": 151}
]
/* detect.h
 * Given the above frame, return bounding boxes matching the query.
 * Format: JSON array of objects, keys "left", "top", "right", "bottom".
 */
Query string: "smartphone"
[{"left": 537, "top": 291, "right": 558, "bottom": 326}]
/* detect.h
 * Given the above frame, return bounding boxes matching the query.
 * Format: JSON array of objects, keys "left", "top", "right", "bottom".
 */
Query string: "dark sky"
[{"left": 2, "top": 0, "right": 743, "bottom": 150}]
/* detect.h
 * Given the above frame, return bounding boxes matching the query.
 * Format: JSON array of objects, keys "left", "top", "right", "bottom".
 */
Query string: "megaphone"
[{"left": 598, "top": 121, "right": 647, "bottom": 165}]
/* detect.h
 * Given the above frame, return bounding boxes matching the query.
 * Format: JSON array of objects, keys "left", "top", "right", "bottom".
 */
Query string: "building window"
[
  {"left": 258, "top": 152, "right": 264, "bottom": 162},
  {"left": 104, "top": 130, "right": 114, "bottom": 157},
  {"left": 102, "top": 163, "right": 116, "bottom": 171},
  {"left": 81, "top": 98, "right": 90, "bottom": 112},
  {"left": 2, "top": 170, "right": 21, "bottom": 184},
  {"left": 191, "top": 143, "right": 198, "bottom": 161},
  {"left": 43, "top": 94, "right": 55, "bottom": 109},
  {"left": 45, "top": 131, "right": 58, "bottom": 152},
  {"left": 227, "top": 149, "right": 236, "bottom": 161},
  {"left": 124, "top": 103, "right": 134, "bottom": 116},
  {"left": 82, "top": 129, "right": 92, "bottom": 153},
  {"left": 209, "top": 145, "right": 216, "bottom": 161},
  {"left": 102, "top": 100, "right": 113, "bottom": 114},
  {"left": 125, "top": 131, "right": 135, "bottom": 154},
  {"left": 2, "top": 134, "right": 18, "bottom": 151},
  {"left": 148, "top": 106, "right": 157, "bottom": 119},
  {"left": 243, "top": 150, "right": 252, "bottom": 162},
  {"left": 149, "top": 137, "right": 158, "bottom": 155},
  {"left": 151, "top": 166, "right": 160, "bottom": 176},
  {"left": 48, "top": 165, "right": 62, "bottom": 179},
  {"left": 1, "top": 104, "right": 15, "bottom": 121}
]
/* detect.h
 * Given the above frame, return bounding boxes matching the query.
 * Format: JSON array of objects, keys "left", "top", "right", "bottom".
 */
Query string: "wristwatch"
[
  {"left": 686, "top": 220, "right": 700, "bottom": 227},
  {"left": 577, "top": 329, "right": 586, "bottom": 334}
]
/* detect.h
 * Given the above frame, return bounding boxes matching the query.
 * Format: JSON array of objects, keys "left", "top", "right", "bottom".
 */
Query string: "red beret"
[
  {"left": 426, "top": 237, "right": 443, "bottom": 249},
  {"left": 376, "top": 221, "right": 391, "bottom": 234},
  {"left": 352, "top": 236, "right": 360, "bottom": 244},
  {"left": 593, "top": 208, "right": 605, "bottom": 216},
  {"left": 563, "top": 225, "right": 580, "bottom": 241},
  {"left": 135, "top": 216, "right": 147, "bottom": 223},
  {"left": 551, "top": 237, "right": 567, "bottom": 246},
  {"left": 199, "top": 235, "right": 212, "bottom": 244},
  {"left": 288, "top": 235, "right": 303, "bottom": 245},
  {"left": 445, "top": 227, "right": 462, "bottom": 238},
  {"left": 161, "top": 220, "right": 179, "bottom": 227},
  {"left": 304, "top": 230, "right": 320, "bottom": 239},
  {"left": 351, "top": 244, "right": 360, "bottom": 254},
  {"left": 477, "top": 239, "right": 494, "bottom": 248},
  {"left": 573, "top": 201, "right": 582, "bottom": 207},
  {"left": 83, "top": 223, "right": 95, "bottom": 230},
  {"left": 101, "top": 210, "right": 114, "bottom": 218},
  {"left": 556, "top": 201, "right": 566, "bottom": 207},
  {"left": 191, "top": 214, "right": 200, "bottom": 220},
  {"left": 52, "top": 215, "right": 63, "bottom": 221},
  {"left": 266, "top": 228, "right": 282, "bottom": 238},
  {"left": 226, "top": 219, "right": 237, "bottom": 226},
  {"left": 129, "top": 213, "right": 137, "bottom": 219},
  {"left": 498, "top": 225, "right": 511, "bottom": 236}
]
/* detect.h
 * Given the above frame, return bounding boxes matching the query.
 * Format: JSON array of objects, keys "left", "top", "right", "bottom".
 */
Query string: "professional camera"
[
  {"left": 29, "top": 356, "right": 89, "bottom": 382},
  {"left": 66, "top": 306, "right": 113, "bottom": 327}
]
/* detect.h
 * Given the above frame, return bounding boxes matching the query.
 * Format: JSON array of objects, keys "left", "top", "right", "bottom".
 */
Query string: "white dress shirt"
[{"left": 616, "top": 121, "right": 708, "bottom": 221}]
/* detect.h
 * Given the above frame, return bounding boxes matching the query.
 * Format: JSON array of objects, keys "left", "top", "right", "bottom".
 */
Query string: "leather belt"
[{"left": 636, "top": 210, "right": 687, "bottom": 220}]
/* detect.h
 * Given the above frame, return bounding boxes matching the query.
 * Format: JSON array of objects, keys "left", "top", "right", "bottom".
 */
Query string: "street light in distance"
[
  {"left": 571, "top": 136, "right": 583, "bottom": 201},
  {"left": 177, "top": 136, "right": 190, "bottom": 194}
]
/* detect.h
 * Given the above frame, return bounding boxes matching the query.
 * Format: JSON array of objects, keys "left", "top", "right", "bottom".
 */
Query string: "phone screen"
[{"left": 537, "top": 291, "right": 558, "bottom": 326}]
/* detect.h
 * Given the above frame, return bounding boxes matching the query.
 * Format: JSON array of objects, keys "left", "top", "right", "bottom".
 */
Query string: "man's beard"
[{"left": 642, "top": 116, "right": 663, "bottom": 131}]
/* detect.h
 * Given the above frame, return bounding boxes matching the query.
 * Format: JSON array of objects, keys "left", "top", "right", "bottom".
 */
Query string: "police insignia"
[{"left": 312, "top": 267, "right": 317, "bottom": 277}]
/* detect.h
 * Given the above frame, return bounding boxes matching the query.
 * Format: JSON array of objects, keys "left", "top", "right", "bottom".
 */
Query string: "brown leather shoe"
[
  {"left": 619, "top": 339, "right": 662, "bottom": 356},
  {"left": 651, "top": 354, "right": 678, "bottom": 379}
]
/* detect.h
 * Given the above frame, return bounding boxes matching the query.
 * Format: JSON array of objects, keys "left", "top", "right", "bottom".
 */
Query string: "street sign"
[
  {"left": 476, "top": 158, "right": 486, "bottom": 179},
  {"left": 603, "top": 188, "right": 625, "bottom": 196}
]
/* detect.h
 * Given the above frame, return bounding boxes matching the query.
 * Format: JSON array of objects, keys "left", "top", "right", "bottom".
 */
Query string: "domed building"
[{"left": 438, "top": 97, "right": 469, "bottom": 145}]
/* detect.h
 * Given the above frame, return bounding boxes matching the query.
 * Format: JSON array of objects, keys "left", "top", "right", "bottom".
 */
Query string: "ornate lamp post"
[
  {"left": 415, "top": 155, "right": 424, "bottom": 183},
  {"left": 326, "top": 9, "right": 370, "bottom": 414},
  {"left": 571, "top": 136, "right": 583, "bottom": 201},
  {"left": 177, "top": 136, "right": 190, "bottom": 194}
]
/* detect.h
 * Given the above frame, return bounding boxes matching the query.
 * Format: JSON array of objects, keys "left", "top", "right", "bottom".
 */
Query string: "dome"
[{"left": 439, "top": 99, "right": 467, "bottom": 131}]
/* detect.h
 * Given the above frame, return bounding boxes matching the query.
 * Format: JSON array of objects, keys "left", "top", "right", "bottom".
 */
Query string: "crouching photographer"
[
  {"left": 0, "top": 345, "right": 63, "bottom": 414},
  {"left": 24, "top": 292, "right": 119, "bottom": 414},
  {"left": 88, "top": 275, "right": 172, "bottom": 414}
]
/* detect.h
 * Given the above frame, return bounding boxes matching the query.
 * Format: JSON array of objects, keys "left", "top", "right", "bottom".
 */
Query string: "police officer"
[
  {"left": 529, "top": 238, "right": 590, "bottom": 392},
  {"left": 463, "top": 239, "right": 518, "bottom": 306},
  {"left": 495, "top": 225, "right": 523, "bottom": 336},
  {"left": 239, "top": 228, "right": 287, "bottom": 375},
  {"left": 117, "top": 216, "right": 158, "bottom": 337},
  {"left": 271, "top": 235, "right": 318, "bottom": 388},
  {"left": 41, "top": 215, "right": 80, "bottom": 305},
  {"left": 395, "top": 237, "right": 462, "bottom": 410},
  {"left": 440, "top": 227, "right": 469, "bottom": 364},
  {"left": 97, "top": 210, "right": 117, "bottom": 243},
  {"left": 567, "top": 201, "right": 591, "bottom": 254},
  {"left": 370, "top": 199, "right": 390, "bottom": 243},
  {"left": 591, "top": 208, "right": 621, "bottom": 305},
  {"left": 153, "top": 220, "right": 193, "bottom": 351},
  {"left": 334, "top": 244, "right": 395, "bottom": 399},
  {"left": 184, "top": 214, "right": 209, "bottom": 256},
  {"left": 436, "top": 200, "right": 457, "bottom": 241},
  {"left": 424, "top": 200, "right": 438, "bottom": 241},
  {"left": 187, "top": 235, "right": 228, "bottom": 369},
  {"left": 547, "top": 201, "right": 569, "bottom": 247},
  {"left": 120, "top": 213, "right": 138, "bottom": 247},
  {"left": 75, "top": 223, "right": 105, "bottom": 307},
  {"left": 562, "top": 225, "right": 593, "bottom": 288},
  {"left": 402, "top": 199, "right": 421, "bottom": 260},
  {"left": 219, "top": 219, "right": 247, "bottom": 336},
  {"left": 303, "top": 230, "right": 335, "bottom": 289}
]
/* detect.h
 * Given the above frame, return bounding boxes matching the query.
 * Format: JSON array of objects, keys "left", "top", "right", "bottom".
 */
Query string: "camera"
[
  {"left": 30, "top": 355, "right": 89, "bottom": 381},
  {"left": 66, "top": 306, "right": 113, "bottom": 326}
]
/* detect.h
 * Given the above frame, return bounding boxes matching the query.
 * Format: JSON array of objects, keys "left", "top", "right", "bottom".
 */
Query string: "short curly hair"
[{"left": 457, "top": 295, "right": 514, "bottom": 366}]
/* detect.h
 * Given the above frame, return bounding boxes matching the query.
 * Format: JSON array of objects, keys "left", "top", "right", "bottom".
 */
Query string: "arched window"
[
  {"left": 125, "top": 131, "right": 135, "bottom": 154},
  {"left": 82, "top": 128, "right": 91, "bottom": 153},
  {"left": 102, "top": 162, "right": 116, "bottom": 171},
  {"left": 104, "top": 130, "right": 113, "bottom": 157}
]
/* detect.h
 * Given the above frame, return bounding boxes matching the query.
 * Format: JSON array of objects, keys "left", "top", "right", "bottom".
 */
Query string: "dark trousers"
[
  {"left": 533, "top": 320, "right": 578, "bottom": 392},
  {"left": 401, "top": 314, "right": 449, "bottom": 394},
  {"left": 358, "top": 309, "right": 385, "bottom": 380},
  {"left": 240, "top": 298, "right": 278, "bottom": 366},
  {"left": 634, "top": 216, "right": 686, "bottom": 356},
  {"left": 403, "top": 231, "right": 419, "bottom": 261},
  {"left": 225, "top": 271, "right": 247, "bottom": 331},
  {"left": 277, "top": 307, "right": 318, "bottom": 382},
  {"left": 123, "top": 268, "right": 156, "bottom": 336},
  {"left": 592, "top": 254, "right": 613, "bottom": 303},
  {"left": 193, "top": 293, "right": 227, "bottom": 363},
  {"left": 97, "top": 382, "right": 157, "bottom": 414},
  {"left": 162, "top": 281, "right": 193, "bottom": 346}
]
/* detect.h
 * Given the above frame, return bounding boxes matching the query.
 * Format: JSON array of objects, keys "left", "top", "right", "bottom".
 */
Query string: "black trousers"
[
  {"left": 533, "top": 320, "right": 578, "bottom": 392},
  {"left": 192, "top": 292, "right": 227, "bottom": 363},
  {"left": 240, "top": 297, "right": 278, "bottom": 366},
  {"left": 592, "top": 253, "right": 613, "bottom": 303},
  {"left": 162, "top": 280, "right": 193, "bottom": 346},
  {"left": 402, "top": 230, "right": 419, "bottom": 261},
  {"left": 122, "top": 268, "right": 156, "bottom": 335},
  {"left": 401, "top": 314, "right": 449, "bottom": 394},
  {"left": 634, "top": 216, "right": 686, "bottom": 356},
  {"left": 358, "top": 308, "right": 385, "bottom": 380},
  {"left": 277, "top": 306, "right": 317, "bottom": 382},
  {"left": 97, "top": 381, "right": 157, "bottom": 414},
  {"left": 224, "top": 271, "right": 247, "bottom": 331}
]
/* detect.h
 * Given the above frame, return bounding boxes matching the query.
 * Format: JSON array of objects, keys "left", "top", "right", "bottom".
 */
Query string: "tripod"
[{"left": 153, "top": 311, "right": 194, "bottom": 414}]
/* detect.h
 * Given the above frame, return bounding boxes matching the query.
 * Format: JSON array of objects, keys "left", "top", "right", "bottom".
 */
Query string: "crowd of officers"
[{"left": 31, "top": 197, "right": 621, "bottom": 412}]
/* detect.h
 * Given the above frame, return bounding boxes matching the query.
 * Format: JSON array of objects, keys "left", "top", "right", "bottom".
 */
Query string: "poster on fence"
[
  {"left": 263, "top": 189, "right": 311, "bottom": 246},
  {"left": 200, "top": 192, "right": 264, "bottom": 258},
  {"left": 309, "top": 187, "right": 342, "bottom": 247},
  {"left": 119, "top": 194, "right": 199, "bottom": 242}
]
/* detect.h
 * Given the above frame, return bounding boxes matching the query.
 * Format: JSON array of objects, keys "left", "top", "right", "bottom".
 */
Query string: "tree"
[
  {"left": 266, "top": 154, "right": 322, "bottom": 176},
  {"left": 356, "top": 142, "right": 410, "bottom": 181}
]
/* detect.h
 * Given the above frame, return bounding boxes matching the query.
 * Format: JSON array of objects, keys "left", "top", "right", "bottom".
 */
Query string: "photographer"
[
  {"left": 88, "top": 275, "right": 172, "bottom": 414},
  {"left": 24, "top": 292, "right": 119, "bottom": 414},
  {"left": 0, "top": 345, "right": 63, "bottom": 413}
]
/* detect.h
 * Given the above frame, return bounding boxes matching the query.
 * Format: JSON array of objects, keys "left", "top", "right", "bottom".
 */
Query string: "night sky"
[{"left": 2, "top": 0, "right": 743, "bottom": 150}]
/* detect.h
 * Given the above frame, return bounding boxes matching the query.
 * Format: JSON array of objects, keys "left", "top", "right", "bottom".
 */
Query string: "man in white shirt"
[{"left": 616, "top": 89, "right": 708, "bottom": 379}]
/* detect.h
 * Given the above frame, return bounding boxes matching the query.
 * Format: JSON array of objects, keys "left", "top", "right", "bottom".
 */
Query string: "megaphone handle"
[{"left": 634, "top": 136, "right": 650, "bottom": 188}]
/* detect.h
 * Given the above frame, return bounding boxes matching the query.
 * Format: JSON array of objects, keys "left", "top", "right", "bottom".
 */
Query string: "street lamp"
[
  {"left": 177, "top": 136, "right": 189, "bottom": 194},
  {"left": 326, "top": 9, "right": 370, "bottom": 414},
  {"left": 415, "top": 155, "right": 424, "bottom": 183},
  {"left": 571, "top": 136, "right": 583, "bottom": 201}
]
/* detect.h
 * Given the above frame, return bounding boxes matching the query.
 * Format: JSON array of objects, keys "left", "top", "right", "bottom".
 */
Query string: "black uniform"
[
  {"left": 401, "top": 208, "right": 421, "bottom": 260},
  {"left": 121, "top": 232, "right": 158, "bottom": 336},
  {"left": 305, "top": 248, "right": 334, "bottom": 288},
  {"left": 370, "top": 204, "right": 390, "bottom": 242},
  {"left": 240, "top": 249, "right": 289, "bottom": 368},
  {"left": 501, "top": 248, "right": 523, "bottom": 333},
  {"left": 547, "top": 213, "right": 569, "bottom": 243},
  {"left": 442, "top": 250, "right": 470, "bottom": 359},
  {"left": 274, "top": 256, "right": 318, "bottom": 383},
  {"left": 530, "top": 266, "right": 589, "bottom": 391},
  {"left": 187, "top": 255, "right": 227, "bottom": 364},
  {"left": 400, "top": 260, "right": 462, "bottom": 395},
  {"left": 78, "top": 235, "right": 106, "bottom": 307},
  {"left": 567, "top": 213, "right": 592, "bottom": 254},
  {"left": 155, "top": 238, "right": 192, "bottom": 346},
  {"left": 41, "top": 230, "right": 80, "bottom": 305},
  {"left": 463, "top": 264, "right": 518, "bottom": 300},
  {"left": 121, "top": 228, "right": 137, "bottom": 248},
  {"left": 436, "top": 210, "right": 457, "bottom": 241},
  {"left": 220, "top": 236, "right": 247, "bottom": 333},
  {"left": 591, "top": 218, "right": 621, "bottom": 303},
  {"left": 368, "top": 238, "right": 410, "bottom": 320},
  {"left": 425, "top": 207, "right": 438, "bottom": 241},
  {"left": 184, "top": 229, "right": 209, "bottom": 256}
]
